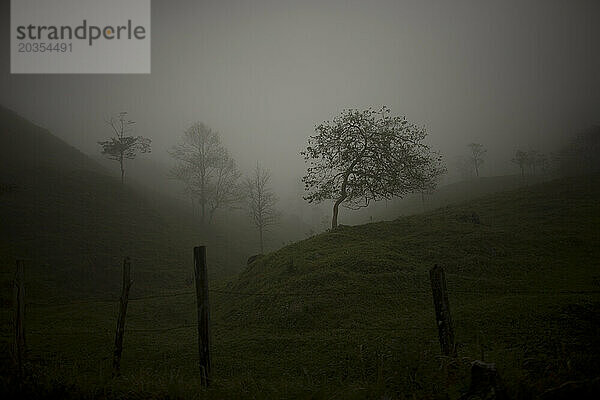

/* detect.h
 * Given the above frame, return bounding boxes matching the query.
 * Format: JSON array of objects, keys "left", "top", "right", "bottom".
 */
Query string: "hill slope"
[
  {"left": 0, "top": 105, "right": 103, "bottom": 177},
  {"left": 226, "top": 175, "right": 599, "bottom": 317},
  {"left": 345, "top": 173, "right": 550, "bottom": 224},
  {"left": 0, "top": 106, "right": 250, "bottom": 301},
  {"left": 209, "top": 175, "right": 600, "bottom": 398},
  {"left": 1, "top": 107, "right": 598, "bottom": 399}
]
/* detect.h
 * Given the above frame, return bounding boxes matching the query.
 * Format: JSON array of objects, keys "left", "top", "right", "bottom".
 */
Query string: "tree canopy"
[
  {"left": 243, "top": 162, "right": 280, "bottom": 253},
  {"left": 98, "top": 112, "right": 151, "bottom": 184},
  {"left": 169, "top": 122, "right": 242, "bottom": 223},
  {"left": 302, "top": 106, "right": 445, "bottom": 228},
  {"left": 467, "top": 143, "right": 486, "bottom": 177}
]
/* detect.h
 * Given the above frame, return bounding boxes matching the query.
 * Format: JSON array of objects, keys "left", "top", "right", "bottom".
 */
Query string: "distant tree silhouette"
[
  {"left": 512, "top": 150, "right": 528, "bottom": 177},
  {"left": 512, "top": 149, "right": 547, "bottom": 177},
  {"left": 553, "top": 126, "right": 600, "bottom": 175},
  {"left": 302, "top": 106, "right": 445, "bottom": 229},
  {"left": 526, "top": 150, "right": 546, "bottom": 175},
  {"left": 243, "top": 162, "right": 280, "bottom": 253},
  {"left": 170, "top": 122, "right": 242, "bottom": 224},
  {"left": 98, "top": 112, "right": 151, "bottom": 184},
  {"left": 467, "top": 143, "right": 486, "bottom": 177}
]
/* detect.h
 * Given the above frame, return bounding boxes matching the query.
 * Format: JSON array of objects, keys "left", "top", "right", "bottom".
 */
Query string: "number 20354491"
[{"left": 18, "top": 42, "right": 72, "bottom": 53}]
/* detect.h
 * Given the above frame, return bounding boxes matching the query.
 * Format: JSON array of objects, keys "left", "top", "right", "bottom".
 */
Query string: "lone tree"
[
  {"left": 170, "top": 122, "right": 242, "bottom": 224},
  {"left": 98, "top": 112, "right": 151, "bottom": 184},
  {"left": 467, "top": 143, "right": 486, "bottom": 177},
  {"left": 302, "top": 106, "right": 445, "bottom": 229},
  {"left": 243, "top": 162, "right": 280, "bottom": 253}
]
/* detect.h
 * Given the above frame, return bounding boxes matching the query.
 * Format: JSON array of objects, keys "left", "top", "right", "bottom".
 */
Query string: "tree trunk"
[
  {"left": 331, "top": 175, "right": 351, "bottom": 229},
  {"left": 331, "top": 161, "right": 357, "bottom": 229},
  {"left": 331, "top": 197, "right": 344, "bottom": 229},
  {"left": 421, "top": 191, "right": 425, "bottom": 212},
  {"left": 259, "top": 225, "right": 264, "bottom": 253}
]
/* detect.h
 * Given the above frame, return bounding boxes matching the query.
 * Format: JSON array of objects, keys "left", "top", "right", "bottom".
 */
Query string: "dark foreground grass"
[{"left": 1, "top": 175, "right": 600, "bottom": 399}]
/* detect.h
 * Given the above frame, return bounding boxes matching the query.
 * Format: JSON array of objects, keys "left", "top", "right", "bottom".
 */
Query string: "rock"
[
  {"left": 246, "top": 254, "right": 264, "bottom": 266},
  {"left": 459, "top": 361, "right": 507, "bottom": 400}
]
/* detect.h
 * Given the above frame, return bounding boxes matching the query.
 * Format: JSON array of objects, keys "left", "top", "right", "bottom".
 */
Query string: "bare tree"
[
  {"left": 170, "top": 122, "right": 241, "bottom": 224},
  {"left": 170, "top": 163, "right": 197, "bottom": 212},
  {"left": 244, "top": 162, "right": 280, "bottom": 253},
  {"left": 467, "top": 143, "right": 486, "bottom": 177},
  {"left": 98, "top": 112, "right": 151, "bottom": 184},
  {"left": 207, "top": 154, "right": 243, "bottom": 222},
  {"left": 302, "top": 106, "right": 445, "bottom": 229}
]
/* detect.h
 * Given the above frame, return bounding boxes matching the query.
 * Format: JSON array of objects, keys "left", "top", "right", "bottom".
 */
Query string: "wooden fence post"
[
  {"left": 194, "top": 246, "right": 211, "bottom": 386},
  {"left": 13, "top": 259, "right": 26, "bottom": 376},
  {"left": 113, "top": 257, "right": 133, "bottom": 376},
  {"left": 429, "top": 264, "right": 457, "bottom": 357}
]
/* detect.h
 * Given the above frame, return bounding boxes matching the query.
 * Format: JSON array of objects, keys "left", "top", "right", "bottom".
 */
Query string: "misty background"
[
  {"left": 1, "top": 2, "right": 600, "bottom": 398},
  {"left": 1, "top": 0, "right": 599, "bottom": 225}
]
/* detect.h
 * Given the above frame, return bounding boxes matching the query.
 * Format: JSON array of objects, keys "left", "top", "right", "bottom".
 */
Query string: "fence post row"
[
  {"left": 194, "top": 246, "right": 211, "bottom": 386},
  {"left": 429, "top": 264, "right": 457, "bottom": 357},
  {"left": 13, "top": 259, "right": 26, "bottom": 376},
  {"left": 113, "top": 257, "right": 133, "bottom": 376},
  {"left": 13, "top": 252, "right": 462, "bottom": 383}
]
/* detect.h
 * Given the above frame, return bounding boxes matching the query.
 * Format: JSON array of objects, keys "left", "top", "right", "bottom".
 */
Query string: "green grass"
[{"left": 2, "top": 174, "right": 599, "bottom": 399}]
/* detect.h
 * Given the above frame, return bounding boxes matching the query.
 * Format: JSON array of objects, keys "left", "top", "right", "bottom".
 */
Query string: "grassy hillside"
[
  {"left": 0, "top": 105, "right": 258, "bottom": 394},
  {"left": 211, "top": 174, "right": 600, "bottom": 397},
  {"left": 344, "top": 173, "right": 550, "bottom": 224},
  {"left": 0, "top": 105, "right": 257, "bottom": 295},
  {"left": 0, "top": 106, "right": 103, "bottom": 177},
  {"left": 2, "top": 174, "right": 598, "bottom": 399}
]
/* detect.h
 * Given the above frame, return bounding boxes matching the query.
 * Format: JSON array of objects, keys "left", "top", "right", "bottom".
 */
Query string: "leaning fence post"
[
  {"left": 429, "top": 264, "right": 457, "bottom": 357},
  {"left": 113, "top": 257, "right": 133, "bottom": 376},
  {"left": 13, "top": 259, "right": 26, "bottom": 376},
  {"left": 194, "top": 246, "right": 211, "bottom": 386}
]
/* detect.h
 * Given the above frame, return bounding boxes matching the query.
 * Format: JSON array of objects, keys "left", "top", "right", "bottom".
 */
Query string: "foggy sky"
[{"left": 1, "top": 0, "right": 599, "bottom": 199}]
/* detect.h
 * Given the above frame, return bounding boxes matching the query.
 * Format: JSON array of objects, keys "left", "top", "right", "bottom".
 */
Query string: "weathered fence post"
[
  {"left": 194, "top": 246, "right": 211, "bottom": 386},
  {"left": 113, "top": 257, "right": 133, "bottom": 376},
  {"left": 13, "top": 259, "right": 26, "bottom": 376},
  {"left": 429, "top": 264, "right": 457, "bottom": 357}
]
